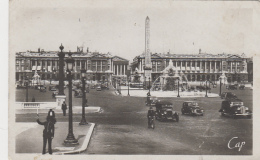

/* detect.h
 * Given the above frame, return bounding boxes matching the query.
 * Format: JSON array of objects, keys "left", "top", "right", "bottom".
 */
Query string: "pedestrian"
[
  {"left": 32, "top": 96, "right": 35, "bottom": 102},
  {"left": 36, "top": 115, "right": 56, "bottom": 155},
  {"left": 61, "top": 101, "right": 67, "bottom": 116},
  {"left": 48, "top": 109, "right": 56, "bottom": 119}
]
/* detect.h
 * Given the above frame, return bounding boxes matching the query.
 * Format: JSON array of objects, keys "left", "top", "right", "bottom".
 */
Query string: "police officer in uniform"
[
  {"left": 147, "top": 107, "right": 155, "bottom": 128},
  {"left": 37, "top": 115, "right": 56, "bottom": 154}
]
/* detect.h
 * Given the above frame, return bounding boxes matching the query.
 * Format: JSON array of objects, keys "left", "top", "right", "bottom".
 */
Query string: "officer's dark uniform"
[
  {"left": 37, "top": 117, "right": 55, "bottom": 154},
  {"left": 61, "top": 102, "right": 67, "bottom": 116},
  {"left": 147, "top": 108, "right": 155, "bottom": 127}
]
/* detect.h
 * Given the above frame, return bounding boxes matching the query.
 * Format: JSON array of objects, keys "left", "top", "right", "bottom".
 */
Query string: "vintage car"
[
  {"left": 155, "top": 101, "right": 179, "bottom": 122},
  {"left": 219, "top": 99, "right": 252, "bottom": 118},
  {"left": 39, "top": 86, "right": 47, "bottom": 92},
  {"left": 74, "top": 90, "right": 83, "bottom": 98},
  {"left": 96, "top": 85, "right": 102, "bottom": 91},
  {"left": 227, "top": 84, "right": 238, "bottom": 90},
  {"left": 145, "top": 96, "right": 159, "bottom": 106},
  {"left": 181, "top": 101, "right": 204, "bottom": 116},
  {"left": 239, "top": 84, "right": 245, "bottom": 90},
  {"left": 220, "top": 92, "right": 238, "bottom": 100}
]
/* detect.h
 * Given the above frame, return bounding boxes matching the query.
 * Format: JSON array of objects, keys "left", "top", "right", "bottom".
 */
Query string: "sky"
[{"left": 9, "top": 0, "right": 260, "bottom": 61}]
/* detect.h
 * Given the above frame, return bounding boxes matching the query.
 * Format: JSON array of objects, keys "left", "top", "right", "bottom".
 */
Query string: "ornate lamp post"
[
  {"left": 127, "top": 77, "right": 130, "bottom": 96},
  {"left": 144, "top": 76, "right": 146, "bottom": 89},
  {"left": 25, "top": 75, "right": 29, "bottom": 102},
  {"left": 64, "top": 53, "right": 78, "bottom": 145},
  {"left": 148, "top": 77, "right": 151, "bottom": 95},
  {"left": 219, "top": 77, "right": 222, "bottom": 96},
  {"left": 205, "top": 80, "right": 208, "bottom": 97},
  {"left": 209, "top": 81, "right": 211, "bottom": 93},
  {"left": 79, "top": 68, "right": 87, "bottom": 125},
  {"left": 177, "top": 78, "right": 180, "bottom": 97},
  {"left": 58, "top": 44, "right": 65, "bottom": 95}
]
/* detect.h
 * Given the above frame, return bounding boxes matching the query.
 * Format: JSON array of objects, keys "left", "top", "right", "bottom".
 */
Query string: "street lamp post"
[
  {"left": 205, "top": 80, "right": 208, "bottom": 97},
  {"left": 219, "top": 78, "right": 222, "bottom": 96},
  {"left": 177, "top": 79, "right": 180, "bottom": 97},
  {"left": 144, "top": 77, "right": 146, "bottom": 90},
  {"left": 58, "top": 44, "right": 65, "bottom": 95},
  {"left": 127, "top": 77, "right": 130, "bottom": 96},
  {"left": 148, "top": 77, "right": 151, "bottom": 95},
  {"left": 25, "top": 76, "right": 29, "bottom": 102},
  {"left": 64, "top": 53, "right": 79, "bottom": 145},
  {"left": 79, "top": 68, "right": 87, "bottom": 125},
  {"left": 209, "top": 81, "right": 211, "bottom": 93}
]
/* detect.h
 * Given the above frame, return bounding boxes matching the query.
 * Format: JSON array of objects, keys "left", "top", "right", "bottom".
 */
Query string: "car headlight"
[
  {"left": 237, "top": 108, "right": 241, "bottom": 110},
  {"left": 164, "top": 111, "right": 167, "bottom": 114}
]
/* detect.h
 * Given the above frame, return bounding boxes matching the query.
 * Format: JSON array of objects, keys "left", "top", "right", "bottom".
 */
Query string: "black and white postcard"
[{"left": 8, "top": 0, "right": 260, "bottom": 160}]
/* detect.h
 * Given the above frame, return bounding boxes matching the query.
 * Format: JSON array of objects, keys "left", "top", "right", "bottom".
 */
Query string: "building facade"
[
  {"left": 15, "top": 49, "right": 129, "bottom": 83},
  {"left": 131, "top": 52, "right": 250, "bottom": 83}
]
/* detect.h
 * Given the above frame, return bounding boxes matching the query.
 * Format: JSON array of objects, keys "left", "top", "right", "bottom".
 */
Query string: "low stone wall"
[{"left": 15, "top": 102, "right": 58, "bottom": 110}]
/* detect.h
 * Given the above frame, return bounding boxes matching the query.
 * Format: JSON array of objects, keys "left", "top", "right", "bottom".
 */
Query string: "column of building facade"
[
  {"left": 214, "top": 61, "right": 217, "bottom": 73},
  {"left": 230, "top": 61, "right": 232, "bottom": 73},
  {"left": 209, "top": 61, "right": 212, "bottom": 73},
  {"left": 123, "top": 64, "right": 125, "bottom": 75},
  {"left": 185, "top": 60, "right": 187, "bottom": 72},
  {"left": 235, "top": 61, "right": 238, "bottom": 72},
  {"left": 116, "top": 64, "right": 119, "bottom": 75},
  {"left": 180, "top": 61, "right": 182, "bottom": 71},
  {"left": 204, "top": 61, "right": 207, "bottom": 73}
]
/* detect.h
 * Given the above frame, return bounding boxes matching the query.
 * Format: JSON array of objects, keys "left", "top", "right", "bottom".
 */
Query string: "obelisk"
[{"left": 144, "top": 16, "right": 152, "bottom": 88}]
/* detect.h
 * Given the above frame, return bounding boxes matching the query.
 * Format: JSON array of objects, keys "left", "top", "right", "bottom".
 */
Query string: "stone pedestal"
[{"left": 56, "top": 95, "right": 66, "bottom": 107}]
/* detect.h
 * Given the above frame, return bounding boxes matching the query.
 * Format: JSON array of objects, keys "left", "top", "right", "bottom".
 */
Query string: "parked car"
[
  {"left": 220, "top": 92, "right": 238, "bottom": 100},
  {"left": 39, "top": 86, "right": 47, "bottom": 92},
  {"left": 155, "top": 101, "right": 179, "bottom": 122},
  {"left": 181, "top": 101, "right": 204, "bottom": 116},
  {"left": 227, "top": 84, "right": 238, "bottom": 90},
  {"left": 239, "top": 84, "right": 245, "bottom": 90},
  {"left": 145, "top": 96, "right": 159, "bottom": 106},
  {"left": 96, "top": 85, "right": 102, "bottom": 91},
  {"left": 219, "top": 99, "right": 252, "bottom": 118},
  {"left": 74, "top": 90, "right": 82, "bottom": 98}
]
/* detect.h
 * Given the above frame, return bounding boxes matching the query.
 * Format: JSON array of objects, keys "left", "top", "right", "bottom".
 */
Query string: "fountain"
[{"left": 120, "top": 59, "right": 219, "bottom": 98}]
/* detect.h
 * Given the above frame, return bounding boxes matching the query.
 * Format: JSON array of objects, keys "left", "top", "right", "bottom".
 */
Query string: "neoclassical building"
[
  {"left": 131, "top": 51, "right": 250, "bottom": 83},
  {"left": 15, "top": 48, "right": 129, "bottom": 83}
]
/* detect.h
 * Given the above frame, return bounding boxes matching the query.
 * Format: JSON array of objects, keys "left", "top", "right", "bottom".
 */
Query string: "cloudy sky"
[{"left": 10, "top": 0, "right": 260, "bottom": 61}]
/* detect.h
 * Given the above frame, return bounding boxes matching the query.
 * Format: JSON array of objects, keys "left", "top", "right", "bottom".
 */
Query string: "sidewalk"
[
  {"left": 15, "top": 122, "right": 95, "bottom": 155},
  {"left": 16, "top": 106, "right": 101, "bottom": 114}
]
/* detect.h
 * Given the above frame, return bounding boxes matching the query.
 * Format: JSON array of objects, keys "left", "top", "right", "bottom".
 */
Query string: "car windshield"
[
  {"left": 187, "top": 102, "right": 198, "bottom": 106},
  {"left": 227, "top": 93, "right": 236, "bottom": 97}
]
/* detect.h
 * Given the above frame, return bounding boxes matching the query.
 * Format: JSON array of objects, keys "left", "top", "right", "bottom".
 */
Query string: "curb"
[{"left": 55, "top": 123, "right": 95, "bottom": 155}]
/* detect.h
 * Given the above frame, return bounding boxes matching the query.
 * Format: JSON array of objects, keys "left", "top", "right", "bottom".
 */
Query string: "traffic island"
[{"left": 15, "top": 122, "right": 95, "bottom": 155}]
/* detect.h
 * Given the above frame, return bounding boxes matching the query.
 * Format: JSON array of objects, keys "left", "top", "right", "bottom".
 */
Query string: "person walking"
[
  {"left": 61, "top": 101, "right": 67, "bottom": 116},
  {"left": 36, "top": 115, "right": 56, "bottom": 155}
]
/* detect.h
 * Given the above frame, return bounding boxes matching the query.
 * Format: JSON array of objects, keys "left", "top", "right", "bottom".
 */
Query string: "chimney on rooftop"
[
  {"left": 199, "top": 49, "right": 201, "bottom": 54},
  {"left": 38, "top": 48, "right": 40, "bottom": 53},
  {"left": 87, "top": 47, "right": 89, "bottom": 53}
]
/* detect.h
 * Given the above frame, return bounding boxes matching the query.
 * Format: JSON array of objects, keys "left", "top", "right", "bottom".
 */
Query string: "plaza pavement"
[
  {"left": 15, "top": 106, "right": 100, "bottom": 154},
  {"left": 15, "top": 122, "right": 95, "bottom": 155}
]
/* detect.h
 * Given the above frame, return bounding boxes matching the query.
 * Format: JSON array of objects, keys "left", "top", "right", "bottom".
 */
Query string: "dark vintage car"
[
  {"left": 39, "top": 86, "right": 47, "bottom": 92},
  {"left": 96, "top": 84, "right": 102, "bottom": 91},
  {"left": 239, "top": 84, "right": 245, "bottom": 90},
  {"left": 145, "top": 96, "right": 159, "bottom": 106},
  {"left": 219, "top": 99, "right": 252, "bottom": 118},
  {"left": 227, "top": 84, "right": 238, "bottom": 90},
  {"left": 155, "top": 101, "right": 179, "bottom": 122},
  {"left": 74, "top": 90, "right": 83, "bottom": 98},
  {"left": 181, "top": 101, "right": 204, "bottom": 116},
  {"left": 220, "top": 92, "right": 238, "bottom": 100}
]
